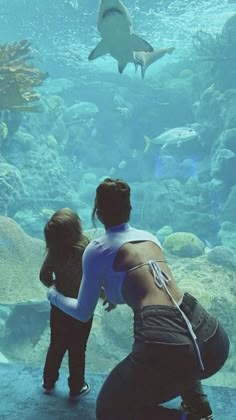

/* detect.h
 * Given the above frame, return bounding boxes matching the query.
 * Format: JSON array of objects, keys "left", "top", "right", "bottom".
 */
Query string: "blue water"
[{"left": 0, "top": 0, "right": 236, "bottom": 392}]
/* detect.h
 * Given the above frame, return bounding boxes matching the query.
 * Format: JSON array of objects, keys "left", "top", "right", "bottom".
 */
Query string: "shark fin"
[
  {"left": 131, "top": 33, "right": 153, "bottom": 52},
  {"left": 118, "top": 62, "right": 127, "bottom": 74},
  {"left": 144, "top": 135, "right": 151, "bottom": 152},
  {"left": 141, "top": 66, "right": 146, "bottom": 79},
  {"left": 133, "top": 52, "right": 147, "bottom": 79},
  {"left": 166, "top": 47, "right": 175, "bottom": 55},
  {"left": 161, "top": 144, "right": 168, "bottom": 150},
  {"left": 88, "top": 40, "right": 109, "bottom": 61}
]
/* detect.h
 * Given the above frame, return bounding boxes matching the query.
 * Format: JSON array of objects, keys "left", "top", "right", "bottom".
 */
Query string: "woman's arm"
[{"left": 48, "top": 241, "right": 104, "bottom": 322}]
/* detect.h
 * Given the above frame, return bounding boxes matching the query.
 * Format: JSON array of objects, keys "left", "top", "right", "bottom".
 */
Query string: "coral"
[
  {"left": 163, "top": 232, "right": 205, "bottom": 257},
  {"left": 0, "top": 122, "right": 8, "bottom": 143},
  {"left": 219, "top": 128, "right": 236, "bottom": 154},
  {"left": 221, "top": 185, "right": 236, "bottom": 223},
  {"left": 207, "top": 246, "right": 236, "bottom": 270},
  {"left": 0, "top": 215, "right": 45, "bottom": 303},
  {"left": 192, "top": 14, "right": 236, "bottom": 88},
  {"left": 0, "top": 40, "right": 48, "bottom": 112},
  {"left": 218, "top": 221, "right": 236, "bottom": 252},
  {"left": 0, "top": 162, "right": 25, "bottom": 215}
]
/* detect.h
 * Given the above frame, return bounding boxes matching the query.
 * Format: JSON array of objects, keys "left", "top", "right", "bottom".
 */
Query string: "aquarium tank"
[{"left": 0, "top": 0, "right": 235, "bottom": 417}]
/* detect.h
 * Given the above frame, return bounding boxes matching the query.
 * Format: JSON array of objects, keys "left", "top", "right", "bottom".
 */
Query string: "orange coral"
[{"left": 0, "top": 40, "right": 48, "bottom": 112}]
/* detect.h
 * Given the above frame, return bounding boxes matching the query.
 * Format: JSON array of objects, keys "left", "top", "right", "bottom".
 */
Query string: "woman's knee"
[{"left": 96, "top": 393, "right": 114, "bottom": 420}]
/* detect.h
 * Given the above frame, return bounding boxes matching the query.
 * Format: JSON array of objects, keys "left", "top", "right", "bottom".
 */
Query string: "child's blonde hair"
[{"left": 44, "top": 208, "right": 86, "bottom": 258}]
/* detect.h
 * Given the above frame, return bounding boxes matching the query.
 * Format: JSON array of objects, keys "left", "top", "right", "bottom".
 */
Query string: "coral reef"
[
  {"left": 0, "top": 40, "right": 48, "bottom": 112},
  {"left": 0, "top": 162, "right": 25, "bottom": 215},
  {"left": 218, "top": 222, "right": 236, "bottom": 252},
  {"left": 163, "top": 232, "right": 205, "bottom": 257},
  {"left": 221, "top": 185, "right": 236, "bottom": 223},
  {"left": 0, "top": 216, "right": 45, "bottom": 303}
]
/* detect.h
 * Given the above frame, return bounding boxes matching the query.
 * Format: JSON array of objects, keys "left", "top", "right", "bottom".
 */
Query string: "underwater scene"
[{"left": 0, "top": 0, "right": 236, "bottom": 393}]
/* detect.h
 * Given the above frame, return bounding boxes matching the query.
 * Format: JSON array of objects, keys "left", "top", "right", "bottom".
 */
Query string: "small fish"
[
  {"left": 116, "top": 106, "right": 130, "bottom": 118},
  {"left": 118, "top": 160, "right": 127, "bottom": 169},
  {"left": 131, "top": 149, "right": 137, "bottom": 158},
  {"left": 144, "top": 126, "right": 198, "bottom": 152},
  {"left": 91, "top": 128, "right": 97, "bottom": 137}
]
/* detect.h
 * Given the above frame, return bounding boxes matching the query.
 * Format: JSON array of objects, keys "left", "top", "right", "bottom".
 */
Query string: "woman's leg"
[
  {"left": 96, "top": 346, "right": 197, "bottom": 420},
  {"left": 180, "top": 380, "right": 213, "bottom": 419},
  {"left": 179, "top": 294, "right": 230, "bottom": 419}
]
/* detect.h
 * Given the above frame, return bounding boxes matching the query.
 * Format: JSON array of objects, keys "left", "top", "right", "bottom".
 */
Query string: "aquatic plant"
[{"left": 0, "top": 40, "right": 48, "bottom": 112}]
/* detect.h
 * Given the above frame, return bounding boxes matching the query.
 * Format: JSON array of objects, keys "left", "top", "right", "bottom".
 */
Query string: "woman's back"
[{"left": 114, "top": 240, "right": 183, "bottom": 310}]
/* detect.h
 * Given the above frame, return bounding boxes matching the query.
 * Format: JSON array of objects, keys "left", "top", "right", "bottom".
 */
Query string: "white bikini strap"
[
  {"left": 127, "top": 260, "right": 166, "bottom": 274},
  {"left": 148, "top": 260, "right": 205, "bottom": 371}
]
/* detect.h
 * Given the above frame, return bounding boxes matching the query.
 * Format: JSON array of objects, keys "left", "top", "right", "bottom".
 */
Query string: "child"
[{"left": 40, "top": 208, "right": 92, "bottom": 400}]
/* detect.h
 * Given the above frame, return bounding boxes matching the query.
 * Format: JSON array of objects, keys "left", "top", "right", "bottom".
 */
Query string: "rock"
[
  {"left": 211, "top": 148, "right": 236, "bottom": 181},
  {"left": 218, "top": 221, "right": 236, "bottom": 251},
  {"left": 156, "top": 225, "right": 173, "bottom": 244},
  {"left": 207, "top": 246, "right": 236, "bottom": 269},
  {"left": 163, "top": 232, "right": 205, "bottom": 257},
  {"left": 219, "top": 128, "right": 236, "bottom": 154}
]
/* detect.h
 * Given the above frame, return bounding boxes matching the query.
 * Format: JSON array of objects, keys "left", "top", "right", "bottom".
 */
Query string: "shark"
[
  {"left": 88, "top": 0, "right": 154, "bottom": 75},
  {"left": 134, "top": 47, "right": 175, "bottom": 79}
]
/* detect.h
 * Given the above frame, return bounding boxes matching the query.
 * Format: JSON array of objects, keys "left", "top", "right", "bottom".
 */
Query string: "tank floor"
[{"left": 0, "top": 362, "right": 235, "bottom": 419}]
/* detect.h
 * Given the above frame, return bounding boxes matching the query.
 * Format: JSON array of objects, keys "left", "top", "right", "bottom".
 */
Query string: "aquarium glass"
[{"left": 0, "top": 0, "right": 235, "bottom": 392}]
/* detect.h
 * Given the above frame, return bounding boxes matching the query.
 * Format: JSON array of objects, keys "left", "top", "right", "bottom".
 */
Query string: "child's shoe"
[
  {"left": 42, "top": 381, "right": 55, "bottom": 395},
  {"left": 69, "top": 381, "right": 90, "bottom": 401}
]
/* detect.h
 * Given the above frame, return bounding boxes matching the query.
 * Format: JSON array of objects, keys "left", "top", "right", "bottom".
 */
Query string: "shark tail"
[{"left": 144, "top": 135, "right": 151, "bottom": 152}]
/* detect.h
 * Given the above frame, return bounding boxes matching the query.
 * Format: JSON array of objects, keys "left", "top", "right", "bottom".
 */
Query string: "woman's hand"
[
  {"left": 100, "top": 286, "right": 116, "bottom": 311},
  {"left": 47, "top": 285, "right": 58, "bottom": 303},
  {"left": 103, "top": 299, "right": 116, "bottom": 312}
]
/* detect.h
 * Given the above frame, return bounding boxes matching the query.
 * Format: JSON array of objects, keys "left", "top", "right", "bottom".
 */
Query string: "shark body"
[{"left": 88, "top": 0, "right": 153, "bottom": 74}]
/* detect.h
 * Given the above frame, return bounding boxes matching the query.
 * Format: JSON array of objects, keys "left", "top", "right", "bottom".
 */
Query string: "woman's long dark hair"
[
  {"left": 44, "top": 208, "right": 86, "bottom": 258},
  {"left": 92, "top": 178, "right": 131, "bottom": 227}
]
